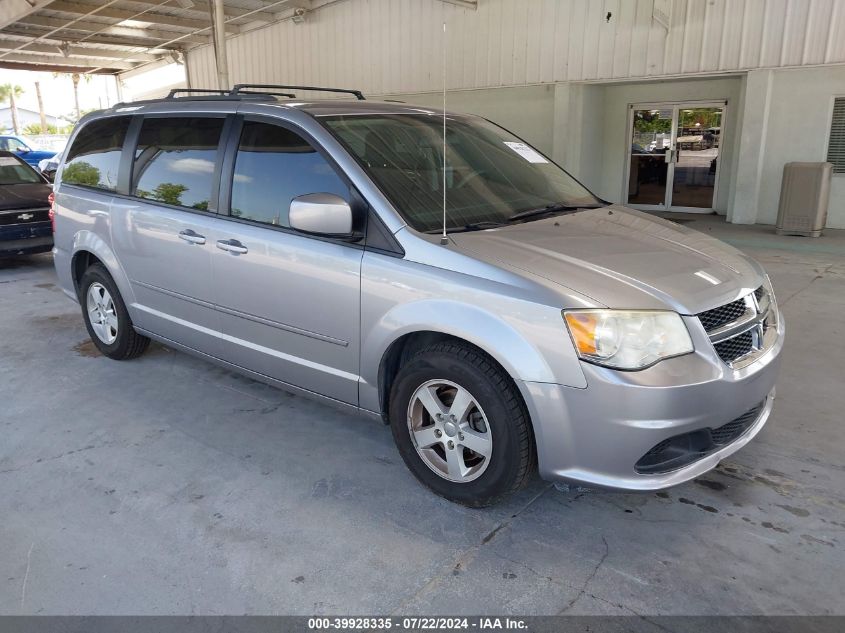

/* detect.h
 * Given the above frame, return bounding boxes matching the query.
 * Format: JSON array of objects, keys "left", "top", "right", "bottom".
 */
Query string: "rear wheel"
[
  {"left": 389, "top": 341, "right": 535, "bottom": 507},
  {"left": 79, "top": 263, "right": 150, "bottom": 360}
]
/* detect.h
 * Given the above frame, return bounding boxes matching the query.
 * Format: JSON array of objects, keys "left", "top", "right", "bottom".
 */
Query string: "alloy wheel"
[
  {"left": 86, "top": 282, "right": 118, "bottom": 345},
  {"left": 406, "top": 379, "right": 493, "bottom": 483}
]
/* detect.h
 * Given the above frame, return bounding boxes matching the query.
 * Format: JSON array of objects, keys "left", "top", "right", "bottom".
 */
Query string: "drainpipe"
[{"left": 210, "top": 0, "right": 229, "bottom": 90}]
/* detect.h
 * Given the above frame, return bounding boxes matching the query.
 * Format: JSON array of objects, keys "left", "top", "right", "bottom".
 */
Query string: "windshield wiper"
[
  {"left": 507, "top": 203, "right": 603, "bottom": 223},
  {"left": 425, "top": 221, "right": 507, "bottom": 235}
]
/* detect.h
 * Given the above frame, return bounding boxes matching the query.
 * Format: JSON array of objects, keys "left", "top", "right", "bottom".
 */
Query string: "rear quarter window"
[{"left": 62, "top": 117, "right": 131, "bottom": 191}]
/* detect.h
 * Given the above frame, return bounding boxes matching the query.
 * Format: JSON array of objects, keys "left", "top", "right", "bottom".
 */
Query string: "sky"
[{"left": 0, "top": 68, "right": 122, "bottom": 120}]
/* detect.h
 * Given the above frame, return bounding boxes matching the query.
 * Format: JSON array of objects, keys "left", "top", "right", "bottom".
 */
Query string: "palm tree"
[
  {"left": 0, "top": 84, "right": 25, "bottom": 135},
  {"left": 52, "top": 72, "right": 89, "bottom": 122},
  {"left": 71, "top": 73, "right": 81, "bottom": 121},
  {"left": 34, "top": 81, "right": 47, "bottom": 134}
]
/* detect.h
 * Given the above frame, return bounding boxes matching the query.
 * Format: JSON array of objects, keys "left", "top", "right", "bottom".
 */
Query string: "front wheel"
[
  {"left": 388, "top": 342, "right": 535, "bottom": 507},
  {"left": 79, "top": 263, "right": 150, "bottom": 360}
]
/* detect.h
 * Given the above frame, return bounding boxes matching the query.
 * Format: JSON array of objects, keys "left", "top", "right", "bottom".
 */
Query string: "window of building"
[
  {"left": 63, "top": 117, "right": 130, "bottom": 191},
  {"left": 229, "top": 121, "right": 348, "bottom": 227},
  {"left": 827, "top": 97, "right": 845, "bottom": 174},
  {"left": 132, "top": 117, "right": 225, "bottom": 210}
]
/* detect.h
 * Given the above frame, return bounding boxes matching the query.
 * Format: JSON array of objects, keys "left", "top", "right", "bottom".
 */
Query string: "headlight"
[{"left": 563, "top": 310, "right": 694, "bottom": 370}]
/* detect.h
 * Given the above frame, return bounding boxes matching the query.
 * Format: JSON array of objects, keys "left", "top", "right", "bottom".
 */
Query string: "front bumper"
[{"left": 522, "top": 311, "right": 784, "bottom": 491}]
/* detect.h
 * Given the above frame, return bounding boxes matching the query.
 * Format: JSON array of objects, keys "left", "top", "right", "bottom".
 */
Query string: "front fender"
[
  {"left": 359, "top": 298, "right": 587, "bottom": 414},
  {"left": 71, "top": 230, "right": 136, "bottom": 307}
]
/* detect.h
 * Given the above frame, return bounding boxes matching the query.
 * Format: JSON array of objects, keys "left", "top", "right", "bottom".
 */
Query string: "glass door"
[{"left": 626, "top": 102, "right": 725, "bottom": 212}]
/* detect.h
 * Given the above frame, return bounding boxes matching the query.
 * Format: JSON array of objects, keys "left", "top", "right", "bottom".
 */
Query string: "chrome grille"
[
  {"left": 713, "top": 330, "right": 754, "bottom": 364},
  {"left": 697, "top": 298, "right": 748, "bottom": 332},
  {"left": 697, "top": 285, "right": 776, "bottom": 368}
]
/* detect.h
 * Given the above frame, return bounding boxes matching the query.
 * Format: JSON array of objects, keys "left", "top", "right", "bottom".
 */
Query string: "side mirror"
[
  {"left": 289, "top": 193, "right": 355, "bottom": 239},
  {"left": 17, "top": 147, "right": 30, "bottom": 153}
]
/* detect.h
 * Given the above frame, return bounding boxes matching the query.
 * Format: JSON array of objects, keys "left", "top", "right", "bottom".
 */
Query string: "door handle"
[
  {"left": 178, "top": 229, "right": 206, "bottom": 245},
  {"left": 216, "top": 239, "right": 248, "bottom": 255}
]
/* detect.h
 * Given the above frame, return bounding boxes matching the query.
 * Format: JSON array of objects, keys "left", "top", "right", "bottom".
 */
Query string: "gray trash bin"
[{"left": 776, "top": 162, "right": 833, "bottom": 237}]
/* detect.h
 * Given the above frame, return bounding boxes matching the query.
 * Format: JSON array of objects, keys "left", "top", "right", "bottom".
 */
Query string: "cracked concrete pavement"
[{"left": 1, "top": 216, "right": 844, "bottom": 615}]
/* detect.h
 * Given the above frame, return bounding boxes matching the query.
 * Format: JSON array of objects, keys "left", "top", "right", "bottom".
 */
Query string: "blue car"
[
  {"left": 0, "top": 151, "right": 53, "bottom": 257},
  {"left": 0, "top": 135, "right": 57, "bottom": 169}
]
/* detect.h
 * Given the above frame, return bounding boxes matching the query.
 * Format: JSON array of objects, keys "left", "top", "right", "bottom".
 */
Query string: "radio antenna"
[{"left": 440, "top": 20, "right": 448, "bottom": 246}]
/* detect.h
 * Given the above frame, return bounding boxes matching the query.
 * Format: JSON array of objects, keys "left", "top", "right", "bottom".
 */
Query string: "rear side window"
[
  {"left": 230, "top": 121, "right": 348, "bottom": 227},
  {"left": 132, "top": 117, "right": 225, "bottom": 210},
  {"left": 63, "top": 117, "right": 130, "bottom": 191}
]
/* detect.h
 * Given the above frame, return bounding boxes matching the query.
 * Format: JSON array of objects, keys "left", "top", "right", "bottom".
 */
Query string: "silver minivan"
[{"left": 51, "top": 85, "right": 784, "bottom": 506}]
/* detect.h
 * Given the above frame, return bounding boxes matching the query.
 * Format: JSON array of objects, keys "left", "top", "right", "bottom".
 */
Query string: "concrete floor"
[{"left": 1, "top": 215, "right": 844, "bottom": 616}]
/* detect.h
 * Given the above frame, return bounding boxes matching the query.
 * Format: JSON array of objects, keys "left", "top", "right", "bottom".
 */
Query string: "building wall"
[
  {"left": 383, "top": 84, "right": 556, "bottom": 155},
  {"left": 757, "top": 66, "right": 845, "bottom": 228},
  {"left": 183, "top": 0, "right": 845, "bottom": 229},
  {"left": 187, "top": 0, "right": 845, "bottom": 93},
  {"left": 0, "top": 107, "right": 63, "bottom": 132}
]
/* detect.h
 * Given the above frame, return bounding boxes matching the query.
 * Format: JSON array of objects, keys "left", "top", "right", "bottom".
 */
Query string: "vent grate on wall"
[{"left": 828, "top": 98, "right": 845, "bottom": 174}]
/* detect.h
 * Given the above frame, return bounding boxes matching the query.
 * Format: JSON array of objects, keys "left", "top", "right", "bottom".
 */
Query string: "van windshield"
[{"left": 321, "top": 113, "right": 602, "bottom": 233}]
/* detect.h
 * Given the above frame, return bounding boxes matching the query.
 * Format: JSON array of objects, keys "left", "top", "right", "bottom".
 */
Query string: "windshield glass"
[
  {"left": 322, "top": 113, "right": 602, "bottom": 233},
  {"left": 0, "top": 155, "right": 42, "bottom": 185}
]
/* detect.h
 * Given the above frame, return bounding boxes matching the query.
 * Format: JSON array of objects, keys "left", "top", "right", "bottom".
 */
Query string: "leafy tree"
[
  {"left": 63, "top": 162, "right": 100, "bottom": 186},
  {"left": 139, "top": 182, "right": 188, "bottom": 206},
  {"left": 22, "top": 122, "right": 75, "bottom": 135},
  {"left": 633, "top": 110, "right": 671, "bottom": 134}
]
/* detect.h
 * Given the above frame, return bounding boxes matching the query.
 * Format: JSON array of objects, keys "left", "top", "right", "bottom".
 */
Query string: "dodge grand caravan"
[{"left": 52, "top": 85, "right": 784, "bottom": 507}]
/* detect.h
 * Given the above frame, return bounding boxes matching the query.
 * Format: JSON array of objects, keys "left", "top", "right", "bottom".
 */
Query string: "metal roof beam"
[
  {"left": 45, "top": 1, "right": 239, "bottom": 33},
  {"left": 0, "top": 38, "right": 160, "bottom": 62},
  {"left": 0, "top": 0, "right": 53, "bottom": 30},
  {"left": 220, "top": 4, "right": 276, "bottom": 23},
  {"left": 11, "top": 16, "right": 210, "bottom": 45},
  {"left": 2, "top": 26, "right": 202, "bottom": 49},
  {"left": 0, "top": 51, "right": 135, "bottom": 69}
]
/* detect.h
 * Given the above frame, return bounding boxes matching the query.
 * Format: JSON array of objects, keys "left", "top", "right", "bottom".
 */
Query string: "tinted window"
[
  {"left": 0, "top": 154, "right": 42, "bottom": 184},
  {"left": 63, "top": 117, "right": 130, "bottom": 191},
  {"left": 132, "top": 117, "right": 224, "bottom": 210},
  {"left": 230, "top": 121, "right": 348, "bottom": 226},
  {"left": 323, "top": 114, "right": 602, "bottom": 233}
]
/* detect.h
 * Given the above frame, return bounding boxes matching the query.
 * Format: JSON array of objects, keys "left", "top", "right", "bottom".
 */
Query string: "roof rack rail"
[
  {"left": 167, "top": 88, "right": 230, "bottom": 98},
  {"left": 230, "top": 84, "right": 366, "bottom": 100},
  {"left": 232, "top": 89, "right": 296, "bottom": 98}
]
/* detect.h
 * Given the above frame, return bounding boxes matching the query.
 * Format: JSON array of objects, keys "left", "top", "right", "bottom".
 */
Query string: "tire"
[
  {"left": 79, "top": 263, "right": 150, "bottom": 360},
  {"left": 389, "top": 341, "right": 535, "bottom": 507}
]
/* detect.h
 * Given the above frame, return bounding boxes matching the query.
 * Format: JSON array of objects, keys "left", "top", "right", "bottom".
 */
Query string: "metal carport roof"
[{"left": 0, "top": 0, "right": 312, "bottom": 75}]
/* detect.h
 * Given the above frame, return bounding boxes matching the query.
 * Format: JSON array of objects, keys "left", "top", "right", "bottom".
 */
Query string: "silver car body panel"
[{"left": 52, "top": 98, "right": 784, "bottom": 491}]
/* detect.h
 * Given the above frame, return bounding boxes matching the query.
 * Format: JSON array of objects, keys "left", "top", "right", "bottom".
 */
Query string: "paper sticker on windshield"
[{"left": 503, "top": 142, "right": 548, "bottom": 164}]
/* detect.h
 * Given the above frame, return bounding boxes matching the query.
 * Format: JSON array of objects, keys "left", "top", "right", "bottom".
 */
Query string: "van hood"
[{"left": 448, "top": 206, "right": 765, "bottom": 315}]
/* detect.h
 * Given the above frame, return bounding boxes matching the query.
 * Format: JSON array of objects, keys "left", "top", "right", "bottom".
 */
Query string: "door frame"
[{"left": 623, "top": 99, "right": 728, "bottom": 213}]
